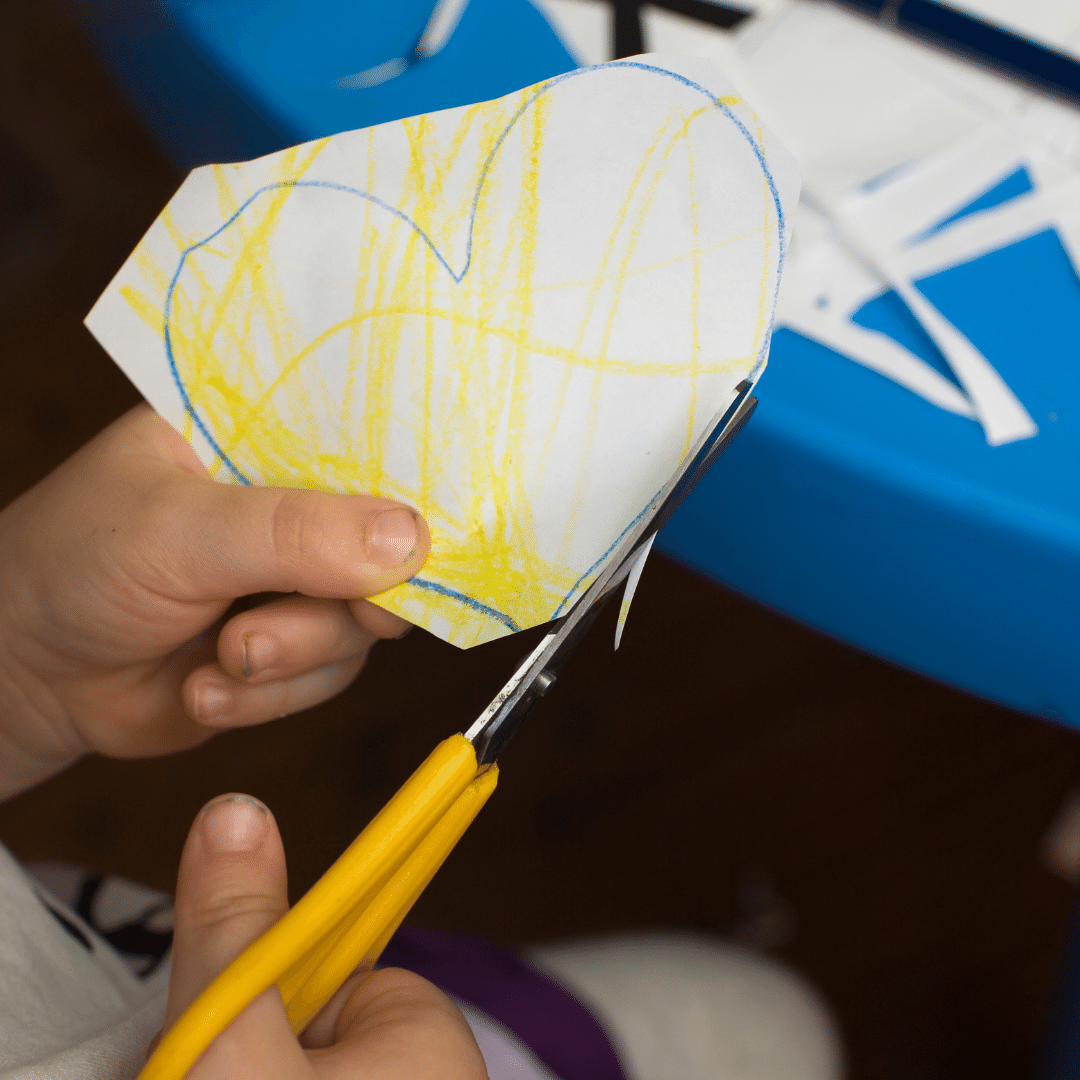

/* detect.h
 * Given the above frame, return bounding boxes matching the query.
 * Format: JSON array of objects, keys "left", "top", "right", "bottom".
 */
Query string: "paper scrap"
[
  {"left": 647, "top": 1, "right": 1080, "bottom": 444},
  {"left": 532, "top": 0, "right": 614, "bottom": 67},
  {"left": 86, "top": 55, "right": 798, "bottom": 648},
  {"left": 614, "top": 533, "right": 656, "bottom": 651}
]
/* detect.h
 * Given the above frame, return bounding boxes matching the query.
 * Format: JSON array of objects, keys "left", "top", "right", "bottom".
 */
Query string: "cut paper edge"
[{"left": 614, "top": 533, "right": 656, "bottom": 651}]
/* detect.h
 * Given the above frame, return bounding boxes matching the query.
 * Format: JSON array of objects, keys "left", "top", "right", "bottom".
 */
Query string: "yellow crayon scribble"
[
  {"left": 119, "top": 285, "right": 163, "bottom": 334},
  {"left": 125, "top": 70, "right": 782, "bottom": 648}
]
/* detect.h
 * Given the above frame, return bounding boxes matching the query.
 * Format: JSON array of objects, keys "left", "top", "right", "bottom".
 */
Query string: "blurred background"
[{"left": 1, "top": 1, "right": 1079, "bottom": 1078}]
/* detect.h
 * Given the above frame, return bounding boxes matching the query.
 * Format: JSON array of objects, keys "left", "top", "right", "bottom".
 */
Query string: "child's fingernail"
[
  {"left": 243, "top": 634, "right": 276, "bottom": 678},
  {"left": 199, "top": 795, "right": 269, "bottom": 852},
  {"left": 368, "top": 508, "right": 418, "bottom": 567},
  {"left": 197, "top": 684, "right": 230, "bottom": 722}
]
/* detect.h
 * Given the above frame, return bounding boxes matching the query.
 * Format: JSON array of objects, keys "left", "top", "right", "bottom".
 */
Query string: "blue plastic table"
[{"left": 75, "top": 0, "right": 1080, "bottom": 726}]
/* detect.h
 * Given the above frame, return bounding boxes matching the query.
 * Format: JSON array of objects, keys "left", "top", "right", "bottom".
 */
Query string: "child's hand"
[
  {"left": 0, "top": 404, "right": 430, "bottom": 799},
  {"left": 157, "top": 793, "right": 487, "bottom": 1079}
]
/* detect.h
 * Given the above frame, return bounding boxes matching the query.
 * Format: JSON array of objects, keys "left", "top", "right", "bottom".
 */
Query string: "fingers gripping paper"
[{"left": 86, "top": 56, "right": 798, "bottom": 648}]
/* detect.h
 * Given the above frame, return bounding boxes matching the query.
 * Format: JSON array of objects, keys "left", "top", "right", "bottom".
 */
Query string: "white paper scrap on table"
[
  {"left": 85, "top": 55, "right": 799, "bottom": 649},
  {"left": 646, "top": 0, "right": 1080, "bottom": 445},
  {"left": 531, "top": 0, "right": 614, "bottom": 67}
]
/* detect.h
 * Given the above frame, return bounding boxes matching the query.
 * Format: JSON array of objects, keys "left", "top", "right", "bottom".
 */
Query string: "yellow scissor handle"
[
  {"left": 281, "top": 762, "right": 498, "bottom": 1032},
  {"left": 139, "top": 734, "right": 497, "bottom": 1080}
]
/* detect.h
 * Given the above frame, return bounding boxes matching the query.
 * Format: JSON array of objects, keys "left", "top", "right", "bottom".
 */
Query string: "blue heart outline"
[{"left": 161, "top": 61, "right": 787, "bottom": 631}]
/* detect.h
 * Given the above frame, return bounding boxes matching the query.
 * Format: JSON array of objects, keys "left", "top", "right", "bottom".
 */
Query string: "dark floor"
[{"left": 1, "top": 4, "right": 1079, "bottom": 1078}]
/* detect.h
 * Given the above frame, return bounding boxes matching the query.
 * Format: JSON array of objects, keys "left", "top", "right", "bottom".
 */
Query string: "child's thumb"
[
  {"left": 162, "top": 795, "right": 288, "bottom": 1030},
  {"left": 152, "top": 475, "right": 430, "bottom": 602},
  {"left": 154, "top": 794, "right": 306, "bottom": 1077}
]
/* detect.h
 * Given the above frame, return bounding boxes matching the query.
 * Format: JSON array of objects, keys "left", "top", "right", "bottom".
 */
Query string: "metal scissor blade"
[{"left": 466, "top": 378, "right": 757, "bottom": 766}]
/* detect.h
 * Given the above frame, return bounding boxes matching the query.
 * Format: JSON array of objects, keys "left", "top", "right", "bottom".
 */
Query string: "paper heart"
[{"left": 87, "top": 55, "right": 798, "bottom": 647}]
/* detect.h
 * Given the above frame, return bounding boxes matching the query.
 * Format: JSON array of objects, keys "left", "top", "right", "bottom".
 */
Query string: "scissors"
[{"left": 138, "top": 379, "right": 758, "bottom": 1080}]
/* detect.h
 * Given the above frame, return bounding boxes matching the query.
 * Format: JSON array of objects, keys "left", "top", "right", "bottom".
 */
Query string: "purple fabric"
[{"left": 381, "top": 926, "right": 627, "bottom": 1080}]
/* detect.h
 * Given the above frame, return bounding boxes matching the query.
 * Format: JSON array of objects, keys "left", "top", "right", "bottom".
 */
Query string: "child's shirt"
[
  {"left": 0, "top": 843, "right": 168, "bottom": 1079},
  {"left": 0, "top": 843, "right": 557, "bottom": 1079}
]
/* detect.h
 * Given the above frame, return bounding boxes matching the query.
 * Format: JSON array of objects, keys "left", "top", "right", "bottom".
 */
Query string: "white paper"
[
  {"left": 646, "top": 1, "right": 1080, "bottom": 443},
  {"left": 86, "top": 55, "right": 799, "bottom": 648},
  {"left": 531, "top": 0, "right": 614, "bottom": 67}
]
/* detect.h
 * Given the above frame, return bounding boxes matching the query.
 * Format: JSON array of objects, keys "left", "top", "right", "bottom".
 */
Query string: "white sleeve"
[{"left": 0, "top": 844, "right": 167, "bottom": 1080}]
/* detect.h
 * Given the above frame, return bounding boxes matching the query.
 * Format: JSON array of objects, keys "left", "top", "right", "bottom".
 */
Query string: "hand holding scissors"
[{"left": 141, "top": 381, "right": 757, "bottom": 1080}]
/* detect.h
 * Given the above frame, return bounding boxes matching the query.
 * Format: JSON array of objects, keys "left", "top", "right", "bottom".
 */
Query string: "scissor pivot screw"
[{"left": 534, "top": 670, "right": 556, "bottom": 696}]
